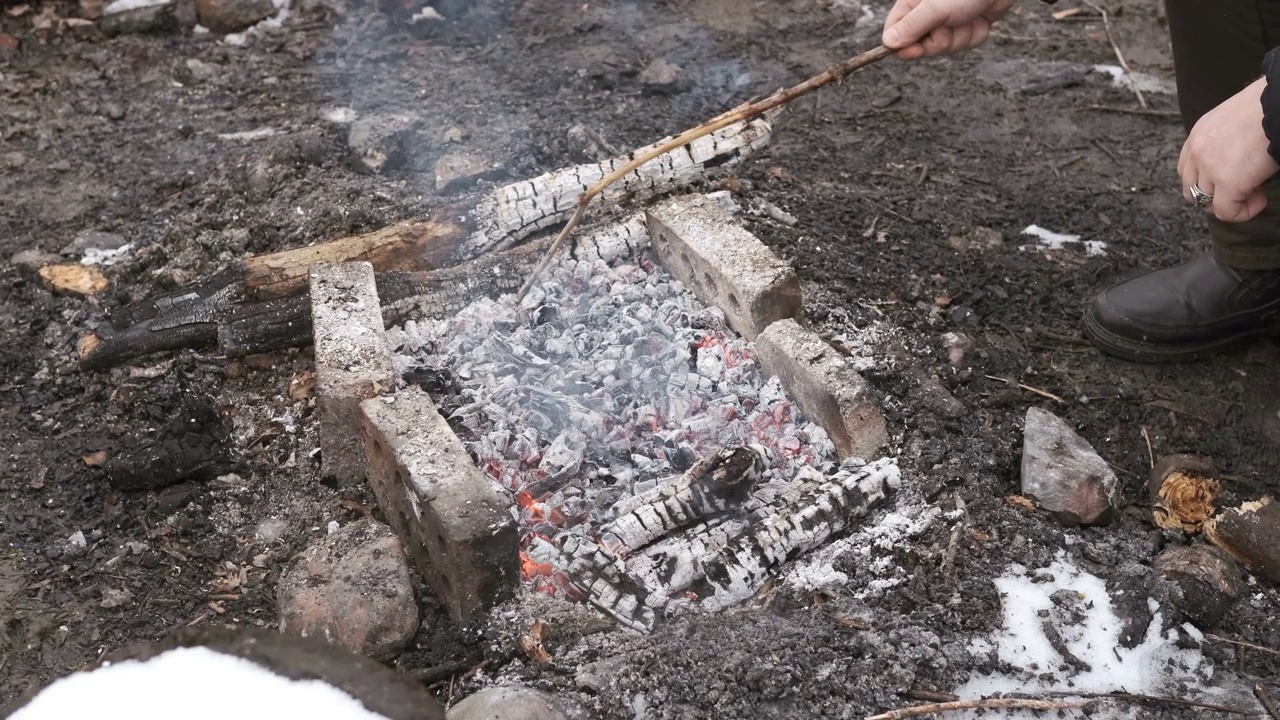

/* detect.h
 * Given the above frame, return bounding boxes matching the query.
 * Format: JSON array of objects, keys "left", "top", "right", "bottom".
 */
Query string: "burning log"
[
  {"left": 527, "top": 535, "right": 664, "bottom": 633},
  {"left": 77, "top": 119, "right": 772, "bottom": 370},
  {"left": 598, "top": 445, "right": 766, "bottom": 557},
  {"left": 698, "top": 457, "right": 899, "bottom": 611},
  {"left": 627, "top": 516, "right": 752, "bottom": 595}
]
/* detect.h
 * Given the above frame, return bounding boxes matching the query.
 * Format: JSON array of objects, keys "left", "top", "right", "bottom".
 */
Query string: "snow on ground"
[
  {"left": 1019, "top": 225, "right": 1108, "bottom": 257},
  {"left": 11, "top": 646, "right": 390, "bottom": 720},
  {"left": 954, "top": 552, "right": 1241, "bottom": 719}
]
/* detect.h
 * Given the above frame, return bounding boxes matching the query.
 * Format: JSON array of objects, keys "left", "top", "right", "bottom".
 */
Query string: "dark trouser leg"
[{"left": 1166, "top": 0, "right": 1280, "bottom": 269}]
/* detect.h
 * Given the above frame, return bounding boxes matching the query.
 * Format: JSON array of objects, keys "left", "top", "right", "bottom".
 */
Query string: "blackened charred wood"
[
  {"left": 76, "top": 119, "right": 772, "bottom": 370},
  {"left": 627, "top": 515, "right": 751, "bottom": 595},
  {"left": 528, "top": 534, "right": 664, "bottom": 633},
  {"left": 104, "top": 401, "right": 237, "bottom": 491},
  {"left": 598, "top": 445, "right": 765, "bottom": 557},
  {"left": 698, "top": 457, "right": 899, "bottom": 611}
]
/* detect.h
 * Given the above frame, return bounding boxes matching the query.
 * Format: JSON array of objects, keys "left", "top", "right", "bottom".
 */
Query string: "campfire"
[{"left": 375, "top": 192, "right": 898, "bottom": 632}]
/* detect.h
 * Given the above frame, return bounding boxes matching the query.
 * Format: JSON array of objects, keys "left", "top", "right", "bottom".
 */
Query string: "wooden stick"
[
  {"left": 1206, "top": 633, "right": 1280, "bottom": 658},
  {"left": 865, "top": 698, "right": 1084, "bottom": 720},
  {"left": 1081, "top": 0, "right": 1148, "bottom": 109},
  {"left": 1257, "top": 684, "right": 1280, "bottom": 720},
  {"left": 515, "top": 44, "right": 894, "bottom": 304}
]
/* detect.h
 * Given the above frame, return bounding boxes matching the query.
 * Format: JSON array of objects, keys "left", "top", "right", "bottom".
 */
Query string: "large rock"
[
  {"left": 1020, "top": 407, "right": 1121, "bottom": 525},
  {"left": 448, "top": 687, "right": 585, "bottom": 720},
  {"left": 278, "top": 519, "right": 419, "bottom": 661},
  {"left": 2, "top": 625, "right": 444, "bottom": 720},
  {"left": 195, "top": 0, "right": 276, "bottom": 32}
]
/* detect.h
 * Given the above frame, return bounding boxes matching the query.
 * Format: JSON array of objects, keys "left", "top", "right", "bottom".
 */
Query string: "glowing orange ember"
[{"left": 520, "top": 549, "right": 556, "bottom": 579}]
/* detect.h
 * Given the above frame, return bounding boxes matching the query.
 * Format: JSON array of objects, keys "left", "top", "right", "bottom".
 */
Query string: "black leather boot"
[{"left": 1083, "top": 253, "right": 1280, "bottom": 362}]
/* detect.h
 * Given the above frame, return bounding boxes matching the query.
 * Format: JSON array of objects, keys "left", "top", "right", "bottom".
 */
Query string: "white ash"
[
  {"left": 388, "top": 251, "right": 907, "bottom": 619},
  {"left": 390, "top": 253, "right": 840, "bottom": 532}
]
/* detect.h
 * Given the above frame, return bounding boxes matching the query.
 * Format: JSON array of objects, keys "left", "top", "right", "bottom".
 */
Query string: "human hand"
[
  {"left": 1179, "top": 77, "right": 1280, "bottom": 223},
  {"left": 881, "top": 0, "right": 1016, "bottom": 60}
]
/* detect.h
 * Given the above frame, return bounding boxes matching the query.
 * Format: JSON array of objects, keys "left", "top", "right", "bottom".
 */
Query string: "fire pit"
[{"left": 341, "top": 192, "right": 896, "bottom": 632}]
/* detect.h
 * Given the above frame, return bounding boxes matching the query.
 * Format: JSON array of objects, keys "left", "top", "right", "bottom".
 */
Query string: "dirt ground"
[{"left": 2, "top": 0, "right": 1279, "bottom": 716}]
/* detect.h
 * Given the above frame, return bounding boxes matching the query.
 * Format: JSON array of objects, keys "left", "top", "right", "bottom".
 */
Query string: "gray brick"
[
  {"left": 358, "top": 387, "right": 519, "bottom": 621},
  {"left": 755, "top": 319, "right": 888, "bottom": 460},
  {"left": 311, "top": 261, "right": 397, "bottom": 486},
  {"left": 646, "top": 194, "right": 803, "bottom": 341}
]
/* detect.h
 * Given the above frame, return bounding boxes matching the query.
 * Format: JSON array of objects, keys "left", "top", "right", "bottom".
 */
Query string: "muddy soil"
[{"left": 1, "top": 0, "right": 1278, "bottom": 717}]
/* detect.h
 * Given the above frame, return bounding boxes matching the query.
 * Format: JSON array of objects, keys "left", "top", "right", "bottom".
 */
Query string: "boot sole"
[{"left": 1081, "top": 311, "right": 1272, "bottom": 363}]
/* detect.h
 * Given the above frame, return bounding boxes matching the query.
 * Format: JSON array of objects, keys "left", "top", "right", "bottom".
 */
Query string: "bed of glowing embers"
[{"left": 390, "top": 251, "right": 899, "bottom": 632}]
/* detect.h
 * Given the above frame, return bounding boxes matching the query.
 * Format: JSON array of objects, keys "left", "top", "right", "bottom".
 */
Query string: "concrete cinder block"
[
  {"left": 646, "top": 194, "right": 804, "bottom": 341},
  {"left": 311, "top": 261, "right": 396, "bottom": 486},
  {"left": 358, "top": 387, "right": 519, "bottom": 621},
  {"left": 755, "top": 319, "right": 888, "bottom": 460}
]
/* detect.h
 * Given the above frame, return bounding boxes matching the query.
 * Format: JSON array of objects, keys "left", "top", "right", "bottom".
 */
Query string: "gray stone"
[
  {"left": 1020, "top": 407, "right": 1121, "bottom": 525},
  {"left": 348, "top": 113, "right": 420, "bottom": 175},
  {"left": 195, "top": 0, "right": 276, "bottom": 32},
  {"left": 10, "top": 249, "right": 61, "bottom": 270},
  {"left": 61, "top": 230, "right": 128, "bottom": 257},
  {"left": 647, "top": 193, "right": 803, "bottom": 341},
  {"left": 433, "top": 152, "right": 503, "bottom": 193},
  {"left": 358, "top": 387, "right": 519, "bottom": 621},
  {"left": 639, "top": 58, "right": 687, "bottom": 94},
  {"left": 940, "top": 331, "right": 975, "bottom": 367},
  {"left": 311, "top": 262, "right": 396, "bottom": 486},
  {"left": 98, "top": 1, "right": 177, "bottom": 35},
  {"left": 277, "top": 519, "right": 418, "bottom": 661},
  {"left": 448, "top": 687, "right": 585, "bottom": 720},
  {"left": 754, "top": 319, "right": 888, "bottom": 460},
  {"left": 185, "top": 58, "right": 218, "bottom": 82}
]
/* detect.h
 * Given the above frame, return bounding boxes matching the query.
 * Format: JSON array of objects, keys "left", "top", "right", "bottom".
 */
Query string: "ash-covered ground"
[{"left": 2, "top": 0, "right": 1279, "bottom": 718}]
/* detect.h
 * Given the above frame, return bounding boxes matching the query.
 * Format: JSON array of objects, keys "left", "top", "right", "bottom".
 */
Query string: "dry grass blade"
[
  {"left": 1206, "top": 633, "right": 1280, "bottom": 657},
  {"left": 515, "top": 44, "right": 894, "bottom": 304}
]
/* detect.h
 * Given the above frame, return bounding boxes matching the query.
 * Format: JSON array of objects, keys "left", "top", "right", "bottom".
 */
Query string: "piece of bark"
[
  {"left": 78, "top": 119, "right": 771, "bottom": 370},
  {"left": 1204, "top": 497, "right": 1280, "bottom": 584},
  {"left": 1149, "top": 454, "right": 1219, "bottom": 533}
]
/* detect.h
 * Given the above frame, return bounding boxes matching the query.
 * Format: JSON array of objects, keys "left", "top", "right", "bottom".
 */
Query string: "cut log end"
[
  {"left": 1204, "top": 496, "right": 1280, "bottom": 585},
  {"left": 78, "top": 333, "right": 101, "bottom": 360},
  {"left": 1149, "top": 455, "right": 1220, "bottom": 533}
]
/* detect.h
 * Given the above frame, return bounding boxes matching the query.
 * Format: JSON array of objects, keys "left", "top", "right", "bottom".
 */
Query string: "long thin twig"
[
  {"left": 1080, "top": 0, "right": 1147, "bottom": 109},
  {"left": 1032, "top": 690, "right": 1254, "bottom": 715},
  {"left": 1140, "top": 426, "right": 1154, "bottom": 469},
  {"left": 865, "top": 698, "right": 1084, "bottom": 720},
  {"left": 984, "top": 375, "right": 1066, "bottom": 404},
  {"left": 1257, "top": 684, "right": 1280, "bottom": 720},
  {"left": 515, "top": 44, "right": 894, "bottom": 304},
  {"left": 1086, "top": 104, "right": 1179, "bottom": 118},
  {"left": 1206, "top": 633, "right": 1280, "bottom": 658}
]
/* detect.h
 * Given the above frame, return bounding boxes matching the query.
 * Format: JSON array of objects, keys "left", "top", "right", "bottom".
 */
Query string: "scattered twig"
[
  {"left": 865, "top": 698, "right": 1085, "bottom": 720},
  {"left": 900, "top": 689, "right": 959, "bottom": 704},
  {"left": 516, "top": 44, "right": 894, "bottom": 304},
  {"left": 1086, "top": 104, "right": 1180, "bottom": 118},
  {"left": 1031, "top": 690, "right": 1255, "bottom": 715},
  {"left": 1206, "top": 633, "right": 1280, "bottom": 658},
  {"left": 1080, "top": 0, "right": 1147, "bottom": 109},
  {"left": 984, "top": 375, "right": 1065, "bottom": 404},
  {"left": 941, "top": 494, "right": 967, "bottom": 583},
  {"left": 1257, "top": 684, "right": 1280, "bottom": 720},
  {"left": 1140, "top": 426, "right": 1154, "bottom": 470},
  {"left": 828, "top": 614, "right": 870, "bottom": 630},
  {"left": 409, "top": 661, "right": 470, "bottom": 685}
]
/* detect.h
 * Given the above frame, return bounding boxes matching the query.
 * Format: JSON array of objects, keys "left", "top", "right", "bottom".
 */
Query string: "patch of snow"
[
  {"left": 409, "top": 6, "right": 442, "bottom": 22},
  {"left": 955, "top": 553, "right": 1231, "bottom": 718},
  {"left": 223, "top": 0, "right": 290, "bottom": 45},
  {"left": 217, "top": 127, "right": 279, "bottom": 141},
  {"left": 322, "top": 107, "right": 358, "bottom": 124},
  {"left": 81, "top": 243, "right": 134, "bottom": 266},
  {"left": 102, "top": 0, "right": 168, "bottom": 15},
  {"left": 10, "top": 646, "right": 391, "bottom": 720},
  {"left": 327, "top": 520, "right": 340, "bottom": 535},
  {"left": 1019, "top": 224, "right": 1107, "bottom": 257},
  {"left": 1092, "top": 64, "right": 1177, "bottom": 95}
]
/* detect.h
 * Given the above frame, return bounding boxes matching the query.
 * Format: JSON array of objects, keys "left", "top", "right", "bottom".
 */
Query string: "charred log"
[
  {"left": 598, "top": 445, "right": 765, "bottom": 557},
  {"left": 77, "top": 120, "right": 772, "bottom": 370}
]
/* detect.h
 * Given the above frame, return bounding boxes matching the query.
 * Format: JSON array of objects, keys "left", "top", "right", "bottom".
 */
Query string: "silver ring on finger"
[{"left": 1190, "top": 183, "right": 1214, "bottom": 209}]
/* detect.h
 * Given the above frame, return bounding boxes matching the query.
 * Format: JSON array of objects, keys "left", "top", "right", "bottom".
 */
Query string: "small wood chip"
[{"left": 38, "top": 264, "right": 109, "bottom": 296}]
